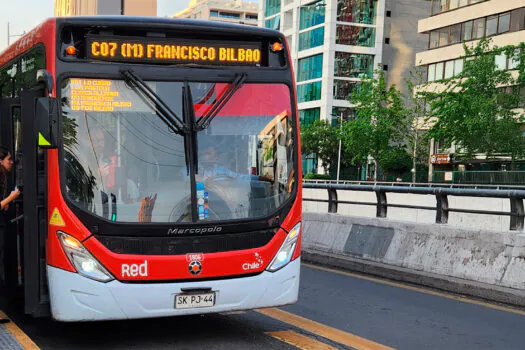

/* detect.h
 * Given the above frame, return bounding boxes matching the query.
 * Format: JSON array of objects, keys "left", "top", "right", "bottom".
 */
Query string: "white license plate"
[{"left": 175, "top": 292, "right": 215, "bottom": 309}]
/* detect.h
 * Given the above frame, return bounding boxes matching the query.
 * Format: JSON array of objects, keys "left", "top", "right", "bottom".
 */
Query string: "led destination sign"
[
  {"left": 86, "top": 38, "right": 263, "bottom": 66},
  {"left": 69, "top": 79, "right": 149, "bottom": 112}
]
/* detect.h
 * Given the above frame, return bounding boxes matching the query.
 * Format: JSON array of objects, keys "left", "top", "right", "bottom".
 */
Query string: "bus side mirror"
[
  {"left": 36, "top": 97, "right": 58, "bottom": 149},
  {"left": 36, "top": 69, "right": 54, "bottom": 96}
]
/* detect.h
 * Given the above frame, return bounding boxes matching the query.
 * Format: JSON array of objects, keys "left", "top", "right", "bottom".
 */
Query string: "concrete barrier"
[
  {"left": 303, "top": 188, "right": 511, "bottom": 232},
  {"left": 302, "top": 212, "right": 525, "bottom": 306}
]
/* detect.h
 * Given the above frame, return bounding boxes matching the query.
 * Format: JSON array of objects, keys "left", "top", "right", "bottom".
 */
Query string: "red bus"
[{"left": 0, "top": 17, "right": 301, "bottom": 321}]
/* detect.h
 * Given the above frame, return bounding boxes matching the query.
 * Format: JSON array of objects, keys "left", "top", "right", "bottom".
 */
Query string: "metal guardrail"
[
  {"left": 302, "top": 182, "right": 525, "bottom": 231},
  {"left": 303, "top": 179, "right": 525, "bottom": 190}
]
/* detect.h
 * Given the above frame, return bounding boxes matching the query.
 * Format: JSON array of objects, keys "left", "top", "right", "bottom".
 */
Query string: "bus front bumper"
[{"left": 47, "top": 258, "right": 300, "bottom": 322}]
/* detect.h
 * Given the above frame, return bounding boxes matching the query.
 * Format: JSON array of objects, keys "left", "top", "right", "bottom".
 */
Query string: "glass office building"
[{"left": 259, "top": 0, "right": 430, "bottom": 175}]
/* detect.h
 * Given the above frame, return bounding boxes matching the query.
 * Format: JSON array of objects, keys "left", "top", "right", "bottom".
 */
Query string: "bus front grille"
[{"left": 94, "top": 229, "right": 277, "bottom": 255}]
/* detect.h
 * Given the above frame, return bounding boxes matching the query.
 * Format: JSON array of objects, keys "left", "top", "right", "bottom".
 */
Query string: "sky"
[{"left": 0, "top": 0, "right": 191, "bottom": 52}]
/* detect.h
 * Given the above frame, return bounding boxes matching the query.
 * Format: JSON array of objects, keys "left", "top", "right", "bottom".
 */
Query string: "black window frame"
[
  {"left": 428, "top": 11, "right": 514, "bottom": 50},
  {"left": 427, "top": 58, "right": 465, "bottom": 82},
  {"left": 498, "top": 12, "right": 511, "bottom": 34},
  {"left": 485, "top": 15, "right": 499, "bottom": 37},
  {"left": 461, "top": 20, "right": 473, "bottom": 41},
  {"left": 430, "top": 0, "right": 489, "bottom": 16}
]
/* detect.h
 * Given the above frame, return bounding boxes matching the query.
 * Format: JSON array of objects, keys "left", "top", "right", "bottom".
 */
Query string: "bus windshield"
[{"left": 61, "top": 78, "right": 295, "bottom": 223}]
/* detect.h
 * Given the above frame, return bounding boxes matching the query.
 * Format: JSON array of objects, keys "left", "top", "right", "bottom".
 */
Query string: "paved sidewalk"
[
  {"left": 0, "top": 311, "right": 39, "bottom": 349},
  {"left": 0, "top": 325, "right": 24, "bottom": 350}
]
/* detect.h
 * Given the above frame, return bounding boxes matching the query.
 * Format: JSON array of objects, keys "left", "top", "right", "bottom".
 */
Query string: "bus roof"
[
  {"left": 56, "top": 16, "right": 283, "bottom": 37},
  {"left": 0, "top": 16, "right": 285, "bottom": 67}
]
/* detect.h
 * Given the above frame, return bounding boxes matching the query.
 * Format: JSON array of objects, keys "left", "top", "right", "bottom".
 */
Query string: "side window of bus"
[
  {"left": 0, "top": 46, "right": 46, "bottom": 98},
  {"left": 0, "top": 71, "right": 16, "bottom": 98}
]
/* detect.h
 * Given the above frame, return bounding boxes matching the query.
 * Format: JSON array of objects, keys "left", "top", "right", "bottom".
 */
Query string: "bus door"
[
  {"left": 0, "top": 89, "right": 49, "bottom": 317},
  {"left": 0, "top": 97, "right": 19, "bottom": 302}
]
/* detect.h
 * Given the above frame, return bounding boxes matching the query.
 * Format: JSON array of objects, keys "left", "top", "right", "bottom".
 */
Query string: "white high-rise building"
[
  {"left": 173, "top": 0, "right": 259, "bottom": 26},
  {"left": 259, "top": 0, "right": 430, "bottom": 175},
  {"left": 54, "top": 0, "right": 157, "bottom": 16},
  {"left": 416, "top": 0, "right": 525, "bottom": 180}
]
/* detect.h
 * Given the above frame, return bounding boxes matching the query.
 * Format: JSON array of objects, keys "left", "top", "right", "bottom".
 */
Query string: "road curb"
[
  {"left": 0, "top": 310, "right": 39, "bottom": 349},
  {"left": 302, "top": 249, "right": 525, "bottom": 307}
]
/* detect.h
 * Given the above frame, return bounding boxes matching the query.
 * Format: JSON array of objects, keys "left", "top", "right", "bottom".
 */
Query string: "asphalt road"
[{"left": 6, "top": 263, "right": 525, "bottom": 349}]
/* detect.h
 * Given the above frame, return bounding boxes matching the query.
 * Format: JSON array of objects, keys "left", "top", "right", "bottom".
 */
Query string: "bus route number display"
[{"left": 86, "top": 38, "right": 263, "bottom": 66}]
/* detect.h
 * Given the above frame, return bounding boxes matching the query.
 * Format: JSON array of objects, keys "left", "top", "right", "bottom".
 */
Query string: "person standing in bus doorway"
[{"left": 0, "top": 147, "right": 20, "bottom": 323}]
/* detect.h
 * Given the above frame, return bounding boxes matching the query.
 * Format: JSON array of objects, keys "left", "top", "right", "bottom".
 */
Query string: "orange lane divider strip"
[
  {"left": 0, "top": 310, "right": 39, "bottom": 350},
  {"left": 266, "top": 330, "right": 338, "bottom": 350},
  {"left": 257, "top": 308, "right": 395, "bottom": 350}
]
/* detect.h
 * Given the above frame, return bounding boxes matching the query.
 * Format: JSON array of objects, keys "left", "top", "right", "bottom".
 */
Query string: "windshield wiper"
[
  {"left": 182, "top": 82, "right": 199, "bottom": 176},
  {"left": 120, "top": 69, "right": 187, "bottom": 135},
  {"left": 182, "top": 82, "right": 199, "bottom": 222},
  {"left": 196, "top": 73, "right": 247, "bottom": 131}
]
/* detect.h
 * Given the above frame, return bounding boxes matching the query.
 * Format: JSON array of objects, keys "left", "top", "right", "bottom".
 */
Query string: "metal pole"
[
  {"left": 337, "top": 112, "right": 343, "bottom": 181},
  {"left": 412, "top": 129, "right": 418, "bottom": 183},
  {"left": 7, "top": 22, "right": 24, "bottom": 47},
  {"left": 428, "top": 138, "right": 435, "bottom": 182}
]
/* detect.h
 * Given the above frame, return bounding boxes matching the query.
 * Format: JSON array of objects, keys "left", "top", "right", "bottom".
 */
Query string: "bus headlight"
[
  {"left": 267, "top": 222, "right": 300, "bottom": 272},
  {"left": 57, "top": 231, "right": 114, "bottom": 282}
]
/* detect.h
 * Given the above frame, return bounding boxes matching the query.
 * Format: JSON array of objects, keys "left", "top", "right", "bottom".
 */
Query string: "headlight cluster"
[
  {"left": 267, "top": 222, "right": 300, "bottom": 272},
  {"left": 57, "top": 231, "right": 114, "bottom": 282}
]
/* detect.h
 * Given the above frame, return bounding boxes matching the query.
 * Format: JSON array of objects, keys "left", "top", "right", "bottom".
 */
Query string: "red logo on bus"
[{"left": 188, "top": 261, "right": 202, "bottom": 275}]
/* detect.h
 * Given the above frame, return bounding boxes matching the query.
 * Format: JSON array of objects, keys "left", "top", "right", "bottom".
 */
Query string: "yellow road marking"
[
  {"left": 303, "top": 263, "right": 525, "bottom": 316},
  {"left": 0, "top": 310, "right": 39, "bottom": 350},
  {"left": 257, "top": 308, "right": 394, "bottom": 350},
  {"left": 267, "top": 330, "right": 337, "bottom": 350}
]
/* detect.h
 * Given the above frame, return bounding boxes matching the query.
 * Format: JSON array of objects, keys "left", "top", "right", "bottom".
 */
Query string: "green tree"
[
  {"left": 380, "top": 147, "right": 412, "bottom": 180},
  {"left": 423, "top": 38, "right": 525, "bottom": 162},
  {"left": 300, "top": 119, "right": 340, "bottom": 174},
  {"left": 343, "top": 69, "right": 408, "bottom": 180}
]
